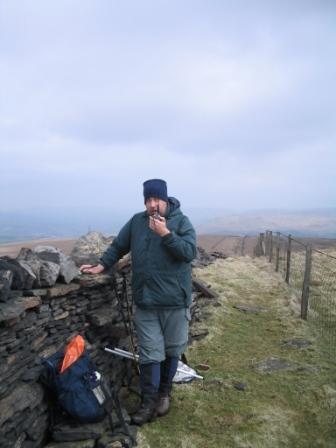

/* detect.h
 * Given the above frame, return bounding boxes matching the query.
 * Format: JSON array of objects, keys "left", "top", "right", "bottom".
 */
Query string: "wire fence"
[{"left": 255, "top": 231, "right": 336, "bottom": 359}]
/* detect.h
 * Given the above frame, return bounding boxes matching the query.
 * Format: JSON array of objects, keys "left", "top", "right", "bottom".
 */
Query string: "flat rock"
[
  {"left": 234, "top": 382, "right": 247, "bottom": 391},
  {"left": 0, "top": 383, "right": 44, "bottom": 426},
  {"left": 52, "top": 421, "right": 107, "bottom": 442},
  {"left": 0, "top": 300, "right": 25, "bottom": 323},
  {"left": 17, "top": 295, "right": 42, "bottom": 310},
  {"left": 234, "top": 304, "right": 268, "bottom": 314},
  {"left": 78, "top": 274, "right": 112, "bottom": 288},
  {"left": 88, "top": 307, "right": 117, "bottom": 327},
  {"left": 283, "top": 339, "right": 312, "bottom": 349},
  {"left": 189, "top": 327, "right": 209, "bottom": 340},
  {"left": 45, "top": 441, "right": 96, "bottom": 448},
  {"left": 255, "top": 357, "right": 298, "bottom": 373},
  {"left": 47, "top": 283, "right": 80, "bottom": 298}
]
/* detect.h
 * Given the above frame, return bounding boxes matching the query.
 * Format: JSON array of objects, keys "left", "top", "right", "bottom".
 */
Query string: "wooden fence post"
[
  {"left": 260, "top": 233, "right": 265, "bottom": 255},
  {"left": 254, "top": 233, "right": 265, "bottom": 257},
  {"left": 275, "top": 232, "right": 280, "bottom": 272},
  {"left": 268, "top": 231, "right": 273, "bottom": 263},
  {"left": 285, "top": 234, "right": 292, "bottom": 283},
  {"left": 264, "top": 230, "right": 269, "bottom": 257},
  {"left": 301, "top": 245, "right": 312, "bottom": 320}
]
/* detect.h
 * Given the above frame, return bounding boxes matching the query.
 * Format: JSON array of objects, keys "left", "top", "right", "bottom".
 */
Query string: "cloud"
[{"left": 0, "top": 0, "right": 335, "bottom": 215}]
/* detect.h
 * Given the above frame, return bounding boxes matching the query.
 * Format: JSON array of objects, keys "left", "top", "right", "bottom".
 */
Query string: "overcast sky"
[{"left": 1, "top": 0, "right": 335, "bottom": 218}]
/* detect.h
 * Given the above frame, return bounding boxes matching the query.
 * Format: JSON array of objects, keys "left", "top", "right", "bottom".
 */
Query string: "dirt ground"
[
  {"left": 1, "top": 234, "right": 334, "bottom": 259},
  {"left": 0, "top": 235, "right": 258, "bottom": 258}
]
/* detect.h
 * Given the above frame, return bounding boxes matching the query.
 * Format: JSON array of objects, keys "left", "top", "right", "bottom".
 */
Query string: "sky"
[{"left": 1, "top": 0, "right": 335, "bottom": 224}]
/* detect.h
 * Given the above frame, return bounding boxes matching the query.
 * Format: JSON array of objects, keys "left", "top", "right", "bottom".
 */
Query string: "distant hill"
[
  {"left": 196, "top": 209, "right": 336, "bottom": 237},
  {"left": 1, "top": 208, "right": 335, "bottom": 244}
]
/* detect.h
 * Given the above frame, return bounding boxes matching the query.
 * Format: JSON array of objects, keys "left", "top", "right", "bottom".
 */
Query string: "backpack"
[
  {"left": 41, "top": 340, "right": 136, "bottom": 446},
  {"left": 41, "top": 349, "right": 106, "bottom": 423}
]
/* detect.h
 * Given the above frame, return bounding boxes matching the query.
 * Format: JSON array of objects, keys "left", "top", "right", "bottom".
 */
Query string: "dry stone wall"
[
  {"left": 0, "top": 232, "right": 217, "bottom": 448},
  {"left": 0, "top": 271, "right": 137, "bottom": 448}
]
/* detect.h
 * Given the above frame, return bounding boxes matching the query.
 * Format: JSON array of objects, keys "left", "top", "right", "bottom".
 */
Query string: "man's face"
[{"left": 145, "top": 197, "right": 167, "bottom": 216}]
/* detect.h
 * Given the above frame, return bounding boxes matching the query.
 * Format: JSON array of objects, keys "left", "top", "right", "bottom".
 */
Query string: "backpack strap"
[{"left": 101, "top": 378, "right": 137, "bottom": 446}]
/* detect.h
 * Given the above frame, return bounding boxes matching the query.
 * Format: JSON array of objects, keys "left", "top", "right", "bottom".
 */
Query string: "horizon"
[{"left": 1, "top": 207, "right": 336, "bottom": 244}]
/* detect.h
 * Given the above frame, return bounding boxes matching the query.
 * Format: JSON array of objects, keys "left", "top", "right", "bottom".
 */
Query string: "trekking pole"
[{"left": 104, "top": 347, "right": 204, "bottom": 380}]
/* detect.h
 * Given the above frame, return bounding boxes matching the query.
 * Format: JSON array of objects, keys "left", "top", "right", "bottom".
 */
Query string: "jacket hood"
[{"left": 166, "top": 196, "right": 181, "bottom": 217}]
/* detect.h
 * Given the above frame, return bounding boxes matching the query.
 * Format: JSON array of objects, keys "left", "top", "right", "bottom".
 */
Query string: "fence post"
[
  {"left": 264, "top": 231, "right": 269, "bottom": 257},
  {"left": 275, "top": 232, "right": 280, "bottom": 272},
  {"left": 285, "top": 234, "right": 292, "bottom": 283},
  {"left": 268, "top": 231, "right": 273, "bottom": 263},
  {"left": 260, "top": 233, "right": 265, "bottom": 256},
  {"left": 301, "top": 245, "right": 312, "bottom": 320},
  {"left": 254, "top": 233, "right": 265, "bottom": 257}
]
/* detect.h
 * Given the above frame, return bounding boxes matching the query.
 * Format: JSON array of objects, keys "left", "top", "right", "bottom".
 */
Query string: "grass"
[{"left": 137, "top": 257, "right": 336, "bottom": 448}]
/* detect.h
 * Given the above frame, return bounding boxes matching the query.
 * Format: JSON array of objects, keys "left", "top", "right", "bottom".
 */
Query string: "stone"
[
  {"left": 255, "top": 357, "right": 298, "bottom": 373},
  {"left": 97, "top": 436, "right": 124, "bottom": 448},
  {"left": 192, "top": 247, "right": 215, "bottom": 268},
  {"left": 70, "top": 231, "right": 113, "bottom": 267},
  {"left": 13, "top": 432, "right": 26, "bottom": 448},
  {"left": 23, "top": 288, "right": 48, "bottom": 297},
  {"left": 189, "top": 327, "right": 209, "bottom": 341},
  {"left": 25, "top": 412, "right": 49, "bottom": 441},
  {"left": 0, "top": 257, "right": 37, "bottom": 290},
  {"left": 88, "top": 307, "right": 117, "bottom": 327},
  {"left": 0, "top": 270, "right": 13, "bottom": 302},
  {"left": 17, "top": 261, "right": 36, "bottom": 289},
  {"left": 195, "top": 363, "right": 210, "bottom": 371},
  {"left": 22, "top": 366, "right": 42, "bottom": 382},
  {"left": 39, "top": 260, "right": 61, "bottom": 287},
  {"left": 52, "top": 421, "right": 107, "bottom": 442},
  {"left": 0, "top": 383, "right": 44, "bottom": 426},
  {"left": 16, "top": 296, "right": 42, "bottom": 310},
  {"left": 234, "top": 304, "right": 268, "bottom": 314},
  {"left": 33, "top": 249, "right": 60, "bottom": 264},
  {"left": 17, "top": 249, "right": 42, "bottom": 286},
  {"left": 47, "top": 284, "right": 80, "bottom": 298},
  {"left": 34, "top": 246, "right": 79, "bottom": 284},
  {"left": 78, "top": 274, "right": 112, "bottom": 288},
  {"left": 59, "top": 252, "right": 80, "bottom": 284},
  {"left": 283, "top": 339, "right": 312, "bottom": 349},
  {"left": 234, "top": 382, "right": 247, "bottom": 391},
  {"left": 31, "top": 332, "right": 48, "bottom": 349},
  {"left": 17, "top": 248, "right": 60, "bottom": 287},
  {"left": 45, "top": 441, "right": 96, "bottom": 448},
  {"left": 0, "top": 300, "right": 25, "bottom": 323},
  {"left": 53, "top": 311, "right": 70, "bottom": 320}
]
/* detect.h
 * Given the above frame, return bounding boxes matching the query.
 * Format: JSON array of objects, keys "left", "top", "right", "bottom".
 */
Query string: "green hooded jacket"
[{"left": 100, "top": 197, "right": 196, "bottom": 309}]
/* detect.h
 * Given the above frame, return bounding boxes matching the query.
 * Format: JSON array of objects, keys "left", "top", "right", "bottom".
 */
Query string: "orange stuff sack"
[{"left": 60, "top": 335, "right": 85, "bottom": 373}]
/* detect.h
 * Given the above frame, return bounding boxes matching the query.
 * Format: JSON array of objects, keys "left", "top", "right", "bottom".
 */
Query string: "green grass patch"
[{"left": 138, "top": 257, "right": 336, "bottom": 448}]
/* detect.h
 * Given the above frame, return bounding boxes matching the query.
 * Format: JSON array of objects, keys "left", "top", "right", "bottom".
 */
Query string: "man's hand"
[
  {"left": 79, "top": 263, "right": 105, "bottom": 275},
  {"left": 149, "top": 216, "right": 171, "bottom": 237}
]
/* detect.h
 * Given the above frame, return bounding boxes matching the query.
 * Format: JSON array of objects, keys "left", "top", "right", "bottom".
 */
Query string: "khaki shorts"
[{"left": 134, "top": 307, "right": 191, "bottom": 364}]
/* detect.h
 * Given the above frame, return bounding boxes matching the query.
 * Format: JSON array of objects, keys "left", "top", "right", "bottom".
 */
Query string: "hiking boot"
[
  {"left": 131, "top": 401, "right": 157, "bottom": 425},
  {"left": 131, "top": 362, "right": 160, "bottom": 426},
  {"left": 156, "top": 394, "right": 170, "bottom": 417},
  {"left": 156, "top": 355, "right": 178, "bottom": 417}
]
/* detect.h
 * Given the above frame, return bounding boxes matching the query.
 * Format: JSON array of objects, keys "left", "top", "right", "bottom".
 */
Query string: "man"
[{"left": 80, "top": 179, "right": 196, "bottom": 425}]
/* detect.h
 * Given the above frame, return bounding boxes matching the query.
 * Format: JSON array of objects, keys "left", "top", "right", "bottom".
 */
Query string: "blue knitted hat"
[{"left": 143, "top": 179, "right": 168, "bottom": 202}]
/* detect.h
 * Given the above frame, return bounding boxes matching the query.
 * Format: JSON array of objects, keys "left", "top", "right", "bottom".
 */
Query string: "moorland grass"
[{"left": 138, "top": 257, "right": 336, "bottom": 448}]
